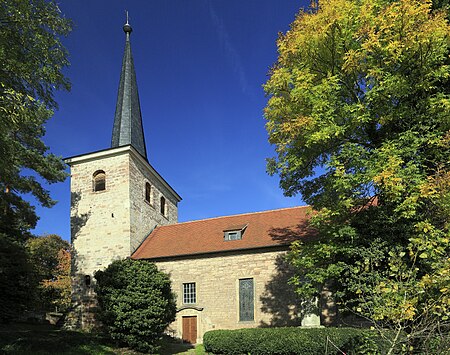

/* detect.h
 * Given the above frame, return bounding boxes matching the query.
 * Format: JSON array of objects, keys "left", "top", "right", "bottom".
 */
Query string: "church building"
[{"left": 65, "top": 20, "right": 318, "bottom": 343}]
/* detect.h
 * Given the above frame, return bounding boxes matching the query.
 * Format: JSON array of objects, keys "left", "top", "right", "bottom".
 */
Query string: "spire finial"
[{"left": 123, "top": 10, "right": 132, "bottom": 33}]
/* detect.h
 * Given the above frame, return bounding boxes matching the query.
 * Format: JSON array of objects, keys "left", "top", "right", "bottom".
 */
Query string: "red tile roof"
[{"left": 132, "top": 206, "right": 314, "bottom": 260}]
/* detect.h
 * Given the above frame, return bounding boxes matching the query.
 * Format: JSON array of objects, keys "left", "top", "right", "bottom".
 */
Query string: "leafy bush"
[
  {"left": 94, "top": 259, "right": 176, "bottom": 353},
  {"left": 27, "top": 234, "right": 71, "bottom": 312},
  {"left": 203, "top": 327, "right": 392, "bottom": 355},
  {"left": 417, "top": 334, "right": 450, "bottom": 355}
]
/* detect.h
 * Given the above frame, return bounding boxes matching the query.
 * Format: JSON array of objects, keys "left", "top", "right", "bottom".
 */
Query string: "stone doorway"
[{"left": 182, "top": 316, "right": 197, "bottom": 344}]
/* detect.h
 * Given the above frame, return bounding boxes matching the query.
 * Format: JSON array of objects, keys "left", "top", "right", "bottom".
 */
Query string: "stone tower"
[{"left": 65, "top": 20, "right": 181, "bottom": 328}]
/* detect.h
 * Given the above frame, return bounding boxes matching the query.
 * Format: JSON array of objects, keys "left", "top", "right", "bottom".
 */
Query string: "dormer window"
[
  {"left": 93, "top": 170, "right": 106, "bottom": 192},
  {"left": 224, "top": 224, "right": 248, "bottom": 241},
  {"left": 225, "top": 231, "right": 242, "bottom": 240}
]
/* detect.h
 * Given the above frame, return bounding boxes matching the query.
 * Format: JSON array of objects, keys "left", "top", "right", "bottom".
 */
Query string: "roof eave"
[
  {"left": 132, "top": 243, "right": 291, "bottom": 261},
  {"left": 64, "top": 145, "right": 182, "bottom": 202}
]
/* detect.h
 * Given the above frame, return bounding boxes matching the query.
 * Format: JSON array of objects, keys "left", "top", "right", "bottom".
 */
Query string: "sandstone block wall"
[
  {"left": 154, "top": 248, "right": 300, "bottom": 343},
  {"left": 70, "top": 151, "right": 132, "bottom": 277},
  {"left": 68, "top": 147, "right": 179, "bottom": 329},
  {"left": 69, "top": 147, "right": 179, "bottom": 277},
  {"left": 129, "top": 153, "right": 178, "bottom": 252}
]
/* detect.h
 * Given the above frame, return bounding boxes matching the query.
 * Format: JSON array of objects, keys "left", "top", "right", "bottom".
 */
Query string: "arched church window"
[
  {"left": 93, "top": 170, "right": 106, "bottom": 192},
  {"left": 145, "top": 182, "right": 152, "bottom": 204},
  {"left": 160, "top": 196, "right": 166, "bottom": 215}
]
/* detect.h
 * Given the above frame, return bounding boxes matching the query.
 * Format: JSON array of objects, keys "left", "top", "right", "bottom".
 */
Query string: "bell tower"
[{"left": 65, "top": 18, "right": 181, "bottom": 329}]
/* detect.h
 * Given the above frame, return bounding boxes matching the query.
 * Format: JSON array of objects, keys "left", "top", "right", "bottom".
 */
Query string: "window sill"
[
  {"left": 144, "top": 200, "right": 154, "bottom": 208},
  {"left": 91, "top": 189, "right": 107, "bottom": 194},
  {"left": 238, "top": 320, "right": 255, "bottom": 324}
]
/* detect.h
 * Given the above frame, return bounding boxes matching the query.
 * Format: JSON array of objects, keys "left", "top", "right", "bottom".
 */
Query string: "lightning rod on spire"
[{"left": 123, "top": 11, "right": 132, "bottom": 34}]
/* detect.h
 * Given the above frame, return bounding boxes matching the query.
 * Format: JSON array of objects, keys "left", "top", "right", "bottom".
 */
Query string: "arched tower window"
[
  {"left": 160, "top": 196, "right": 166, "bottom": 215},
  {"left": 145, "top": 182, "right": 152, "bottom": 204},
  {"left": 93, "top": 170, "right": 106, "bottom": 192}
]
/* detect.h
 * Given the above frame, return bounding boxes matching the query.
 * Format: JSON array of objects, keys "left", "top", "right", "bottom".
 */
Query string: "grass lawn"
[{"left": 0, "top": 323, "right": 206, "bottom": 355}]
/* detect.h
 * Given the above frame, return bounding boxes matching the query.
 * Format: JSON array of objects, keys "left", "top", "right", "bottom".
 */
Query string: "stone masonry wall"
[
  {"left": 68, "top": 148, "right": 180, "bottom": 329},
  {"left": 70, "top": 152, "right": 132, "bottom": 277},
  {"left": 154, "top": 248, "right": 300, "bottom": 343},
  {"left": 129, "top": 154, "right": 178, "bottom": 253},
  {"left": 68, "top": 151, "right": 132, "bottom": 329}
]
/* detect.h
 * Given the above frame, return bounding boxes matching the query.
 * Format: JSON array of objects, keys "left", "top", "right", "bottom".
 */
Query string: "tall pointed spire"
[{"left": 111, "top": 14, "right": 147, "bottom": 159}]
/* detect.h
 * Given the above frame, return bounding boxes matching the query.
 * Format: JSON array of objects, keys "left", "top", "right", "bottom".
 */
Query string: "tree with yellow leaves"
[
  {"left": 27, "top": 234, "right": 71, "bottom": 313},
  {"left": 41, "top": 248, "right": 71, "bottom": 312},
  {"left": 264, "top": 0, "right": 450, "bottom": 352}
]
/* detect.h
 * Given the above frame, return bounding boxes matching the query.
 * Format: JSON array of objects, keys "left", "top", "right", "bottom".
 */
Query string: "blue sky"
[{"left": 32, "top": 1, "right": 309, "bottom": 241}]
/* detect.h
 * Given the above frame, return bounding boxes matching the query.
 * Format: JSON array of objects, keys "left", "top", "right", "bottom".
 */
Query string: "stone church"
[{"left": 65, "top": 21, "right": 318, "bottom": 343}]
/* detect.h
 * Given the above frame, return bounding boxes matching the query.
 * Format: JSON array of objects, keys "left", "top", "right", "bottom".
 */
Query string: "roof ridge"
[{"left": 160, "top": 205, "right": 310, "bottom": 228}]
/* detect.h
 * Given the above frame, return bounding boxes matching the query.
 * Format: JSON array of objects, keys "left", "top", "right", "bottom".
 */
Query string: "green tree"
[
  {"left": 0, "top": 0, "right": 71, "bottom": 323},
  {"left": 0, "top": 233, "right": 36, "bottom": 322},
  {"left": 41, "top": 248, "right": 71, "bottom": 312},
  {"left": 264, "top": 0, "right": 450, "bottom": 352},
  {"left": 27, "top": 234, "right": 70, "bottom": 279},
  {"left": 0, "top": 0, "right": 71, "bottom": 236},
  {"left": 27, "top": 234, "right": 71, "bottom": 312},
  {"left": 95, "top": 259, "right": 177, "bottom": 353}
]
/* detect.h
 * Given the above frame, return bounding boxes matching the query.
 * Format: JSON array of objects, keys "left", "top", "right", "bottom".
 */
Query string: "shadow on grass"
[
  {"left": 0, "top": 323, "right": 205, "bottom": 355},
  {"left": 0, "top": 322, "right": 117, "bottom": 355},
  {"left": 158, "top": 336, "right": 197, "bottom": 354}
]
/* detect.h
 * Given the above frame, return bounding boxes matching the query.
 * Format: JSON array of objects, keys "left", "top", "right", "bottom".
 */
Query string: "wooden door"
[{"left": 182, "top": 316, "right": 197, "bottom": 344}]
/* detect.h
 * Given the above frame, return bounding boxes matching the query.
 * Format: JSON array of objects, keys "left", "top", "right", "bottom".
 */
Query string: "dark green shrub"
[
  {"left": 0, "top": 234, "right": 37, "bottom": 323},
  {"left": 417, "top": 334, "right": 450, "bottom": 355},
  {"left": 203, "top": 327, "right": 392, "bottom": 355},
  {"left": 350, "top": 330, "right": 391, "bottom": 355},
  {"left": 94, "top": 259, "right": 176, "bottom": 353}
]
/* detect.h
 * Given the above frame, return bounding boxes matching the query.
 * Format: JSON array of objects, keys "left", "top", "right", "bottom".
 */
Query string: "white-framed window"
[
  {"left": 224, "top": 225, "right": 247, "bottom": 241},
  {"left": 183, "top": 282, "right": 196, "bottom": 304},
  {"left": 224, "top": 230, "right": 242, "bottom": 240}
]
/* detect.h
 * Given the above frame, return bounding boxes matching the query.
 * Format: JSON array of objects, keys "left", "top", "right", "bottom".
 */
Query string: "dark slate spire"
[{"left": 111, "top": 16, "right": 147, "bottom": 159}]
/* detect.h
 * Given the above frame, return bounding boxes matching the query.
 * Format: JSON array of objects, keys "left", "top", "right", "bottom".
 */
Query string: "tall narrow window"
[
  {"left": 239, "top": 278, "right": 254, "bottom": 321},
  {"left": 183, "top": 283, "right": 196, "bottom": 304},
  {"left": 160, "top": 196, "right": 166, "bottom": 215},
  {"left": 145, "top": 182, "right": 151, "bottom": 204},
  {"left": 93, "top": 170, "right": 106, "bottom": 192}
]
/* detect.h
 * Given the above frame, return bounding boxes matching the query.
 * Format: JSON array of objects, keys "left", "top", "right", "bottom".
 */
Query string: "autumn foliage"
[
  {"left": 265, "top": 0, "right": 450, "bottom": 352},
  {"left": 41, "top": 249, "right": 71, "bottom": 312},
  {"left": 27, "top": 234, "right": 71, "bottom": 313}
]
